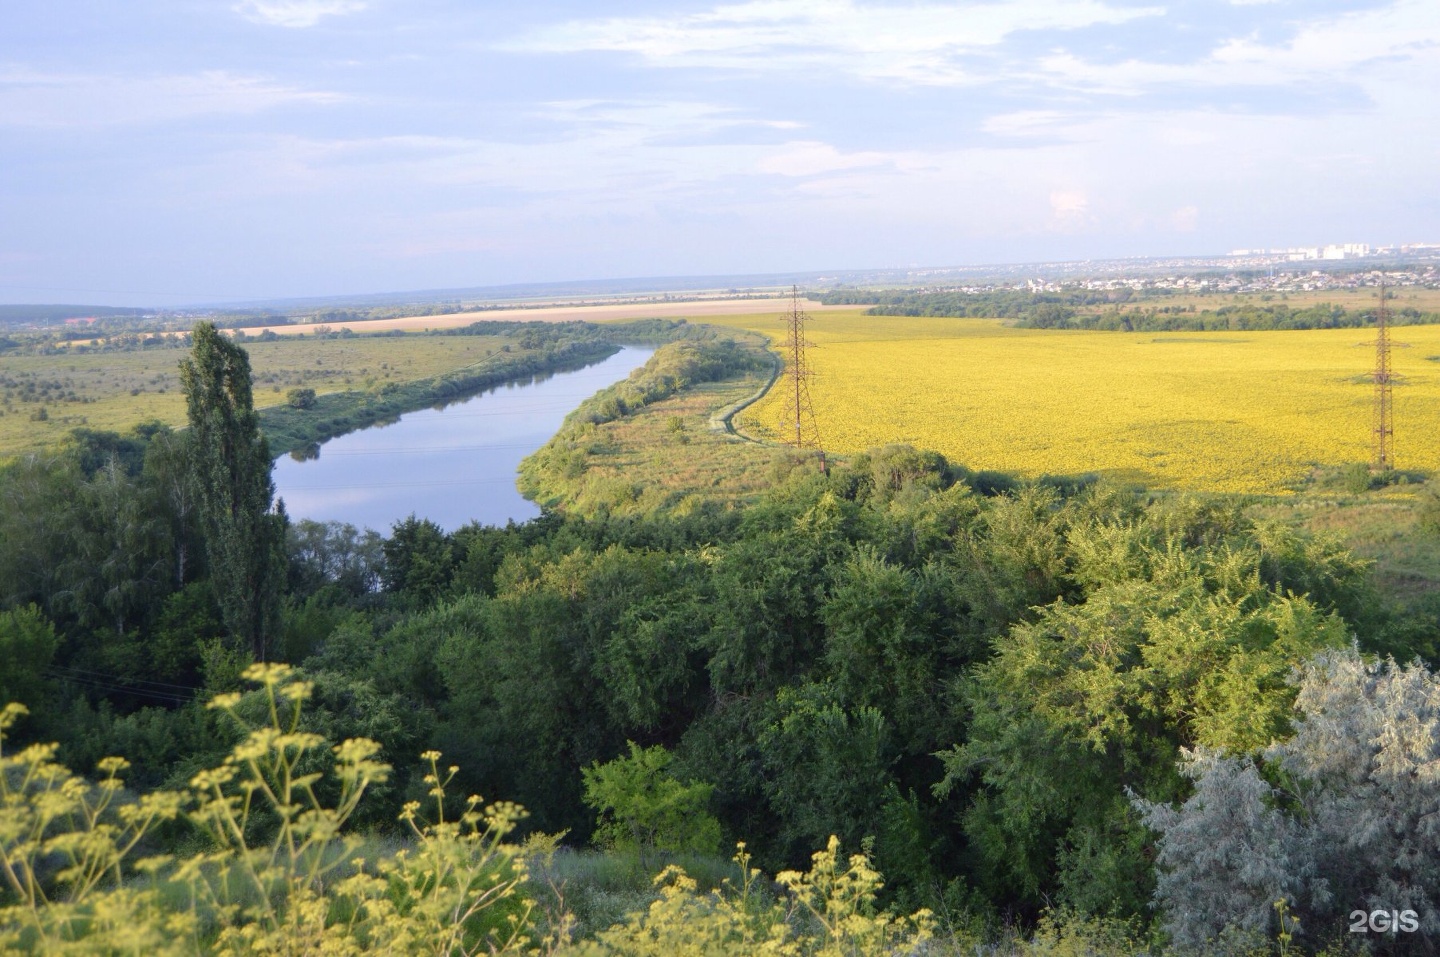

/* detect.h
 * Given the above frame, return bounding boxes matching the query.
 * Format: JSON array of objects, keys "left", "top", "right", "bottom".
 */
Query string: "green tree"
[
  {"left": 180, "top": 321, "right": 287, "bottom": 661},
  {"left": 0, "top": 604, "right": 58, "bottom": 711},
  {"left": 582, "top": 741, "right": 721, "bottom": 859},
  {"left": 758, "top": 682, "right": 894, "bottom": 862},
  {"left": 938, "top": 513, "right": 1349, "bottom": 917},
  {"left": 382, "top": 515, "right": 454, "bottom": 604}
]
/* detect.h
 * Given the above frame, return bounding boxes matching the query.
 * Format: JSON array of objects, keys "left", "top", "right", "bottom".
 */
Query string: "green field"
[
  {"left": 520, "top": 331, "right": 792, "bottom": 515},
  {"left": 0, "top": 331, "right": 521, "bottom": 460}
]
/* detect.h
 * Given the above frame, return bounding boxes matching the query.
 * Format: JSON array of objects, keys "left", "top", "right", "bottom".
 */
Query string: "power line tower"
[
  {"left": 781, "top": 285, "right": 826, "bottom": 471},
  {"left": 1372, "top": 281, "right": 1394, "bottom": 472}
]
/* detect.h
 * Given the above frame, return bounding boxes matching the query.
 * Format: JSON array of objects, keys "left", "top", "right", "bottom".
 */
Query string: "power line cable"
[
  {"left": 44, "top": 669, "right": 194, "bottom": 705},
  {"left": 48, "top": 665, "right": 197, "bottom": 693}
]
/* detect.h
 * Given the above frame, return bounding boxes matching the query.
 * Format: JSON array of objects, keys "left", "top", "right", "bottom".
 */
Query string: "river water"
[{"left": 271, "top": 346, "right": 654, "bottom": 532}]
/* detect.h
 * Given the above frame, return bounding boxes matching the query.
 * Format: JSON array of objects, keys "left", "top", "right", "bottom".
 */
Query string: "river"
[{"left": 271, "top": 346, "right": 654, "bottom": 531}]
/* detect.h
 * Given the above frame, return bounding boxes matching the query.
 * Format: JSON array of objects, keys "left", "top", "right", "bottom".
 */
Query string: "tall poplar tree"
[{"left": 180, "top": 322, "right": 286, "bottom": 661}]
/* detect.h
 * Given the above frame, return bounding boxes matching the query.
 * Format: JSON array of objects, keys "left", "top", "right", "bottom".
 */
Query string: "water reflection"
[{"left": 272, "top": 346, "right": 653, "bottom": 532}]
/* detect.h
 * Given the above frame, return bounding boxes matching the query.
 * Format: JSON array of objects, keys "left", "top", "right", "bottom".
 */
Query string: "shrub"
[
  {"left": 285, "top": 387, "right": 317, "bottom": 410},
  {"left": 1419, "top": 486, "right": 1440, "bottom": 537},
  {"left": 1135, "top": 647, "right": 1440, "bottom": 950},
  {"left": 0, "top": 605, "right": 57, "bottom": 711},
  {"left": 571, "top": 839, "right": 934, "bottom": 957},
  {"left": 582, "top": 742, "right": 721, "bottom": 859}
]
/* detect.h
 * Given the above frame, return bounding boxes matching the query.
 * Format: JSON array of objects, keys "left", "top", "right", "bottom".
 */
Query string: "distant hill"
[{"left": 0, "top": 304, "right": 151, "bottom": 327}]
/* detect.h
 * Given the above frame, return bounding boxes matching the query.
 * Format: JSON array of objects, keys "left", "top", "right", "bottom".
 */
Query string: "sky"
[{"left": 2, "top": 0, "right": 1438, "bottom": 305}]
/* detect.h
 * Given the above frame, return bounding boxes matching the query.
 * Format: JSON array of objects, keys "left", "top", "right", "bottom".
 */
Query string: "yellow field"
[{"left": 711, "top": 311, "right": 1440, "bottom": 494}]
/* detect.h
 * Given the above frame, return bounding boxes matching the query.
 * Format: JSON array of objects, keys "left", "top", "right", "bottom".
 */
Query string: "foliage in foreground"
[
  {"left": 0, "top": 665, "right": 949, "bottom": 955},
  {"left": 0, "top": 664, "right": 537, "bottom": 955}
]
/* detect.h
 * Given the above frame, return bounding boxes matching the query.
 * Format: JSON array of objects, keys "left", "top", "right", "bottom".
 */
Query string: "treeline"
[
  {"left": 6, "top": 323, "right": 189, "bottom": 354},
  {"left": 1025, "top": 301, "right": 1440, "bottom": 332},
  {"left": 818, "top": 288, "right": 1133, "bottom": 326},
  {"left": 259, "top": 339, "right": 616, "bottom": 458},
  {"left": 818, "top": 289, "right": 1440, "bottom": 331},
  {"left": 0, "top": 304, "right": 150, "bottom": 327}
]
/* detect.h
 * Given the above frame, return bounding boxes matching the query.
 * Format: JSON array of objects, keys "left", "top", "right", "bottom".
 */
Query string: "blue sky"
[{"left": 2, "top": 0, "right": 1437, "bottom": 305}]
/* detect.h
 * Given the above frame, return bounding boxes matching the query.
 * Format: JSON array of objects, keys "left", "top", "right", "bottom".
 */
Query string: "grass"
[
  {"left": 0, "top": 331, "right": 522, "bottom": 460},
  {"left": 520, "top": 332, "right": 802, "bottom": 517},
  {"left": 530, "top": 847, "right": 743, "bottom": 940},
  {"left": 1253, "top": 490, "right": 1440, "bottom": 603},
  {"left": 707, "top": 310, "right": 1440, "bottom": 496}
]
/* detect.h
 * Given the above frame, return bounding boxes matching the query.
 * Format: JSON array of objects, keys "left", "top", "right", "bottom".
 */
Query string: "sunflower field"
[{"left": 715, "top": 311, "right": 1440, "bottom": 494}]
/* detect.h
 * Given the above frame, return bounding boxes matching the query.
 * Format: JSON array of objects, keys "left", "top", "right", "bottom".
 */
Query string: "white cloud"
[
  {"left": 1034, "top": 0, "right": 1440, "bottom": 94},
  {"left": 0, "top": 69, "right": 342, "bottom": 127},
  {"left": 981, "top": 110, "right": 1084, "bottom": 138},
  {"left": 234, "top": 1, "right": 367, "bottom": 28},
  {"left": 1171, "top": 205, "right": 1199, "bottom": 232},
  {"left": 756, "top": 141, "right": 896, "bottom": 176},
  {"left": 507, "top": 0, "right": 1439, "bottom": 107},
  {"left": 1049, "top": 190, "right": 1090, "bottom": 230},
  {"left": 505, "top": 0, "right": 1162, "bottom": 85}
]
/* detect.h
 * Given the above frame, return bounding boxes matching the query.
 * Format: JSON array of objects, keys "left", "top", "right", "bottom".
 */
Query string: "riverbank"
[
  {"left": 271, "top": 346, "right": 657, "bottom": 531},
  {"left": 261, "top": 338, "right": 620, "bottom": 459},
  {"left": 518, "top": 330, "right": 818, "bottom": 516},
  {"left": 252, "top": 319, "right": 694, "bottom": 458}
]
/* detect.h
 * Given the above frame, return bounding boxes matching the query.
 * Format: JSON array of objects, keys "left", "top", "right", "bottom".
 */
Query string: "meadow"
[
  {"left": 712, "top": 310, "right": 1440, "bottom": 495},
  {"left": 0, "top": 332, "right": 521, "bottom": 460},
  {"left": 519, "top": 331, "right": 791, "bottom": 515}
]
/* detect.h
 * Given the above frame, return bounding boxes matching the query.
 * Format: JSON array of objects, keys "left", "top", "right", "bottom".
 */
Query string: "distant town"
[{"left": 1227, "top": 242, "right": 1440, "bottom": 262}]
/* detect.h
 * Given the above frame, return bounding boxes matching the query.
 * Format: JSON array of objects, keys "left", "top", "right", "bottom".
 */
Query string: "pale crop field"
[{"left": 710, "top": 311, "right": 1440, "bottom": 494}]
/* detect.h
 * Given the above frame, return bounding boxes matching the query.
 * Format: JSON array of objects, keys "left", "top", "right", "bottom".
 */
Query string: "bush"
[
  {"left": 0, "top": 605, "right": 57, "bottom": 712},
  {"left": 286, "top": 387, "right": 317, "bottom": 410},
  {"left": 1135, "top": 647, "right": 1440, "bottom": 950},
  {"left": 582, "top": 742, "right": 722, "bottom": 859},
  {"left": 570, "top": 839, "right": 934, "bottom": 957},
  {"left": 1419, "top": 486, "right": 1440, "bottom": 537}
]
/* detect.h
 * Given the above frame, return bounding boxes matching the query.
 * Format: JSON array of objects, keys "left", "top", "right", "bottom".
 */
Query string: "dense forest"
[
  {"left": 3, "top": 325, "right": 1440, "bottom": 953},
  {"left": 818, "top": 289, "right": 1440, "bottom": 332}
]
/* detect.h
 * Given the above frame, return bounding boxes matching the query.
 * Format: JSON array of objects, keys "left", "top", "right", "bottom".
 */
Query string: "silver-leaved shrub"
[{"left": 1135, "top": 646, "right": 1440, "bottom": 951}]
